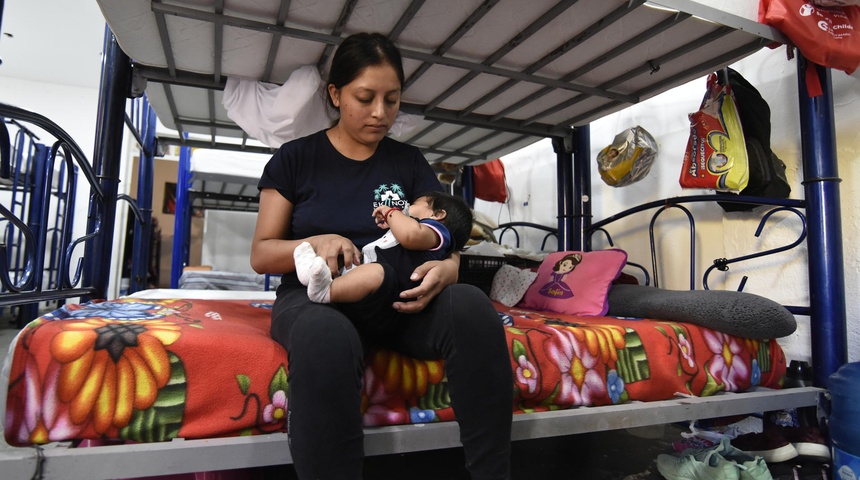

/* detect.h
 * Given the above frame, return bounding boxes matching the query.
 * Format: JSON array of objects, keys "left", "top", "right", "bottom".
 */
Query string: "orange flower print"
[{"left": 49, "top": 318, "right": 181, "bottom": 434}]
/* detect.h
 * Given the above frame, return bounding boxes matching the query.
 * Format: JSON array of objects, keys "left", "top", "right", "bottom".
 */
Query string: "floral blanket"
[{"left": 3, "top": 298, "right": 786, "bottom": 446}]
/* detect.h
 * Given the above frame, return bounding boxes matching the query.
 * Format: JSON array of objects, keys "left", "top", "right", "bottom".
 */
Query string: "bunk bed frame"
[
  {"left": 1, "top": 1, "right": 848, "bottom": 478},
  {"left": 0, "top": 115, "right": 77, "bottom": 324}
]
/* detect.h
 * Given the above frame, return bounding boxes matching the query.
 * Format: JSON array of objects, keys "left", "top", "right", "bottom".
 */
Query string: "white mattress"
[
  {"left": 128, "top": 288, "right": 277, "bottom": 300},
  {"left": 190, "top": 148, "right": 269, "bottom": 185},
  {"left": 185, "top": 147, "right": 269, "bottom": 211}
]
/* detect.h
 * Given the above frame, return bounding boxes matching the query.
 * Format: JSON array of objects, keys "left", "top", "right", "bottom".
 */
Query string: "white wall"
[
  {"left": 477, "top": 48, "right": 860, "bottom": 364},
  {"left": 201, "top": 210, "right": 257, "bottom": 274}
]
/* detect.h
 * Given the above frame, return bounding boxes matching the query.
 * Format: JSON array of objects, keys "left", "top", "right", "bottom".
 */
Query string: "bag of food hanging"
[
  {"left": 679, "top": 73, "right": 749, "bottom": 193},
  {"left": 597, "top": 126, "right": 658, "bottom": 187}
]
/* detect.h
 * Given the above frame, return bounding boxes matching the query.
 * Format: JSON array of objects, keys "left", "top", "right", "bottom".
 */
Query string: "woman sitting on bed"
[{"left": 250, "top": 32, "right": 513, "bottom": 480}]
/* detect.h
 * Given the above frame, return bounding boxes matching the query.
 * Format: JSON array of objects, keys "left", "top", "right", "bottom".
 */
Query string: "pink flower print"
[
  {"left": 546, "top": 328, "right": 606, "bottom": 406},
  {"left": 263, "top": 390, "right": 287, "bottom": 424},
  {"left": 677, "top": 333, "right": 696, "bottom": 369},
  {"left": 362, "top": 405, "right": 409, "bottom": 427},
  {"left": 12, "top": 358, "right": 83, "bottom": 444},
  {"left": 362, "top": 367, "right": 396, "bottom": 406},
  {"left": 703, "top": 330, "right": 749, "bottom": 391},
  {"left": 515, "top": 355, "right": 538, "bottom": 394}
]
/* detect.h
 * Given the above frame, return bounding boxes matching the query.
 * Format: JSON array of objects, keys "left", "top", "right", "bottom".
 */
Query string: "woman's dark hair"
[
  {"left": 326, "top": 32, "right": 405, "bottom": 110},
  {"left": 419, "top": 191, "right": 473, "bottom": 251}
]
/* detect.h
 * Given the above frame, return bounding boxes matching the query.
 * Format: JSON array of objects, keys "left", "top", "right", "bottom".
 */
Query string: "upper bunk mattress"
[{"left": 95, "top": 0, "right": 785, "bottom": 165}]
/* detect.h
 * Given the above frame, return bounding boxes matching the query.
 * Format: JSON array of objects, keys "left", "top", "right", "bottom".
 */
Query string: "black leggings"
[{"left": 270, "top": 283, "right": 513, "bottom": 479}]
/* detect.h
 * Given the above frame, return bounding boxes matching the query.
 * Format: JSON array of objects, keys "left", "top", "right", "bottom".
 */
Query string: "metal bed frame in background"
[
  {"left": 1, "top": 116, "right": 76, "bottom": 324},
  {"left": 0, "top": 29, "right": 159, "bottom": 323},
  {"left": 166, "top": 141, "right": 272, "bottom": 288}
]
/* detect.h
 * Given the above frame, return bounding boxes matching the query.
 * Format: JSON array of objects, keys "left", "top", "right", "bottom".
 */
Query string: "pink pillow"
[{"left": 518, "top": 249, "right": 627, "bottom": 315}]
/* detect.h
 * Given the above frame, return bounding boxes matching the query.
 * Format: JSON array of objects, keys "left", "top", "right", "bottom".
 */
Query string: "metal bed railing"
[
  {"left": 492, "top": 194, "right": 808, "bottom": 314},
  {"left": 119, "top": 95, "right": 158, "bottom": 295},
  {"left": 0, "top": 104, "right": 97, "bottom": 324},
  {"left": 0, "top": 117, "right": 77, "bottom": 323},
  {"left": 0, "top": 94, "right": 157, "bottom": 326}
]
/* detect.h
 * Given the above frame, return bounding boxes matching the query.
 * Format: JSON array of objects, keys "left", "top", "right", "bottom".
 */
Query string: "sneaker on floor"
[
  {"left": 734, "top": 456, "right": 773, "bottom": 480},
  {"left": 657, "top": 450, "right": 740, "bottom": 480},
  {"left": 674, "top": 436, "right": 717, "bottom": 454},
  {"left": 681, "top": 438, "right": 773, "bottom": 480},
  {"left": 779, "top": 426, "right": 830, "bottom": 462},
  {"left": 731, "top": 429, "right": 798, "bottom": 463}
]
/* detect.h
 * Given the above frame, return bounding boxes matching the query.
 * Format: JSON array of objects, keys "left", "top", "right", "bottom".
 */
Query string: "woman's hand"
[
  {"left": 310, "top": 234, "right": 362, "bottom": 277},
  {"left": 393, "top": 253, "right": 460, "bottom": 313}
]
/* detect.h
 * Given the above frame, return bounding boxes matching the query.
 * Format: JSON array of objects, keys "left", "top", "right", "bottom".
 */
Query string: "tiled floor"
[{"left": 1, "top": 324, "right": 832, "bottom": 479}]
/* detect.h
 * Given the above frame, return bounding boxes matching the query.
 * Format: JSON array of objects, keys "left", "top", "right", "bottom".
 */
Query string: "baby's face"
[{"left": 408, "top": 197, "right": 435, "bottom": 220}]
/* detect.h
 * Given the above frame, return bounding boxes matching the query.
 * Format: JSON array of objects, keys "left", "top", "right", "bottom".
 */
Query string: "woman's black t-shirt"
[{"left": 258, "top": 130, "right": 443, "bottom": 286}]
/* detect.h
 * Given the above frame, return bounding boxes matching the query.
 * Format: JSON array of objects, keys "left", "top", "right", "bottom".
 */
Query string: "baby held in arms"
[{"left": 293, "top": 191, "right": 473, "bottom": 309}]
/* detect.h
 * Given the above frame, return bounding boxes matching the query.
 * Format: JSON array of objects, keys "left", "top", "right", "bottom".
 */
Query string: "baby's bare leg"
[{"left": 329, "top": 263, "right": 385, "bottom": 303}]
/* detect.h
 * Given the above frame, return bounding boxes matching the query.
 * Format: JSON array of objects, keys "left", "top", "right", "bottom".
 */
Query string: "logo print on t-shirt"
[{"left": 373, "top": 183, "right": 408, "bottom": 210}]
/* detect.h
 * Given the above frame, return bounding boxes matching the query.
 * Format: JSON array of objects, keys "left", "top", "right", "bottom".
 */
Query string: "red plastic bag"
[
  {"left": 760, "top": 0, "right": 860, "bottom": 74},
  {"left": 473, "top": 159, "right": 508, "bottom": 203}
]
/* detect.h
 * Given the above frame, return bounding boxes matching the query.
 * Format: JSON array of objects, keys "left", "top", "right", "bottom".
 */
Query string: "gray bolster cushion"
[{"left": 606, "top": 284, "right": 796, "bottom": 339}]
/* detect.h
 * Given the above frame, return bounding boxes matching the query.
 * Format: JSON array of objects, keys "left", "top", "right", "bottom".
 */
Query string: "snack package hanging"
[
  {"left": 597, "top": 126, "right": 658, "bottom": 187},
  {"left": 679, "top": 74, "right": 749, "bottom": 193}
]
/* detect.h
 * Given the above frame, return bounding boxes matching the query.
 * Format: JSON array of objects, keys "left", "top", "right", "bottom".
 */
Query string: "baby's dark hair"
[{"left": 418, "top": 191, "right": 473, "bottom": 251}]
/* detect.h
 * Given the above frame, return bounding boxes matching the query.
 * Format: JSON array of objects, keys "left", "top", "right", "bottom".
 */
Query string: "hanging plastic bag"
[
  {"left": 679, "top": 73, "right": 749, "bottom": 193},
  {"left": 596, "top": 126, "right": 658, "bottom": 187},
  {"left": 473, "top": 158, "right": 508, "bottom": 203},
  {"left": 759, "top": 0, "right": 860, "bottom": 74}
]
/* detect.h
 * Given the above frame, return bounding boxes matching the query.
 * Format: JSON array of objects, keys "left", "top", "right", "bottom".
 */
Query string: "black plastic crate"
[{"left": 458, "top": 254, "right": 539, "bottom": 294}]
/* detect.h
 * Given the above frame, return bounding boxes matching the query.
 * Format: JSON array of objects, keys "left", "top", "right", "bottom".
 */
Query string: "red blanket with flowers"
[{"left": 4, "top": 297, "right": 786, "bottom": 446}]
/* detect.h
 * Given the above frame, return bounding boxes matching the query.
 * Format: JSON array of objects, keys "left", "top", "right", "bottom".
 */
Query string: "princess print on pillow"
[{"left": 537, "top": 253, "right": 582, "bottom": 299}]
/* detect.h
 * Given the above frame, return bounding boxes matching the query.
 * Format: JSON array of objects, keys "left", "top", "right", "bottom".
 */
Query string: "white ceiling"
[{"left": 0, "top": 0, "right": 107, "bottom": 89}]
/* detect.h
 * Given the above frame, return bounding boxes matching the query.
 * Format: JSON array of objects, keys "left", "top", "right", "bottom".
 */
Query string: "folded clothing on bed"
[{"left": 3, "top": 297, "right": 786, "bottom": 446}]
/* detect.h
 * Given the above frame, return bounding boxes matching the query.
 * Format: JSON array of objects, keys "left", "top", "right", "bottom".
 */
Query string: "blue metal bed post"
[
  {"left": 17, "top": 144, "right": 50, "bottom": 324},
  {"left": 83, "top": 26, "right": 132, "bottom": 299},
  {"left": 552, "top": 135, "right": 573, "bottom": 251},
  {"left": 129, "top": 98, "right": 157, "bottom": 293},
  {"left": 170, "top": 144, "right": 192, "bottom": 288},
  {"left": 554, "top": 127, "right": 590, "bottom": 252},
  {"left": 461, "top": 166, "right": 475, "bottom": 207},
  {"left": 796, "top": 57, "right": 848, "bottom": 386}
]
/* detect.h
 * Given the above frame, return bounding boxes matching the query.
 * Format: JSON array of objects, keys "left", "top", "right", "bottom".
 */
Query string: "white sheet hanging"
[
  {"left": 223, "top": 66, "right": 332, "bottom": 148},
  {"left": 223, "top": 66, "right": 423, "bottom": 148}
]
